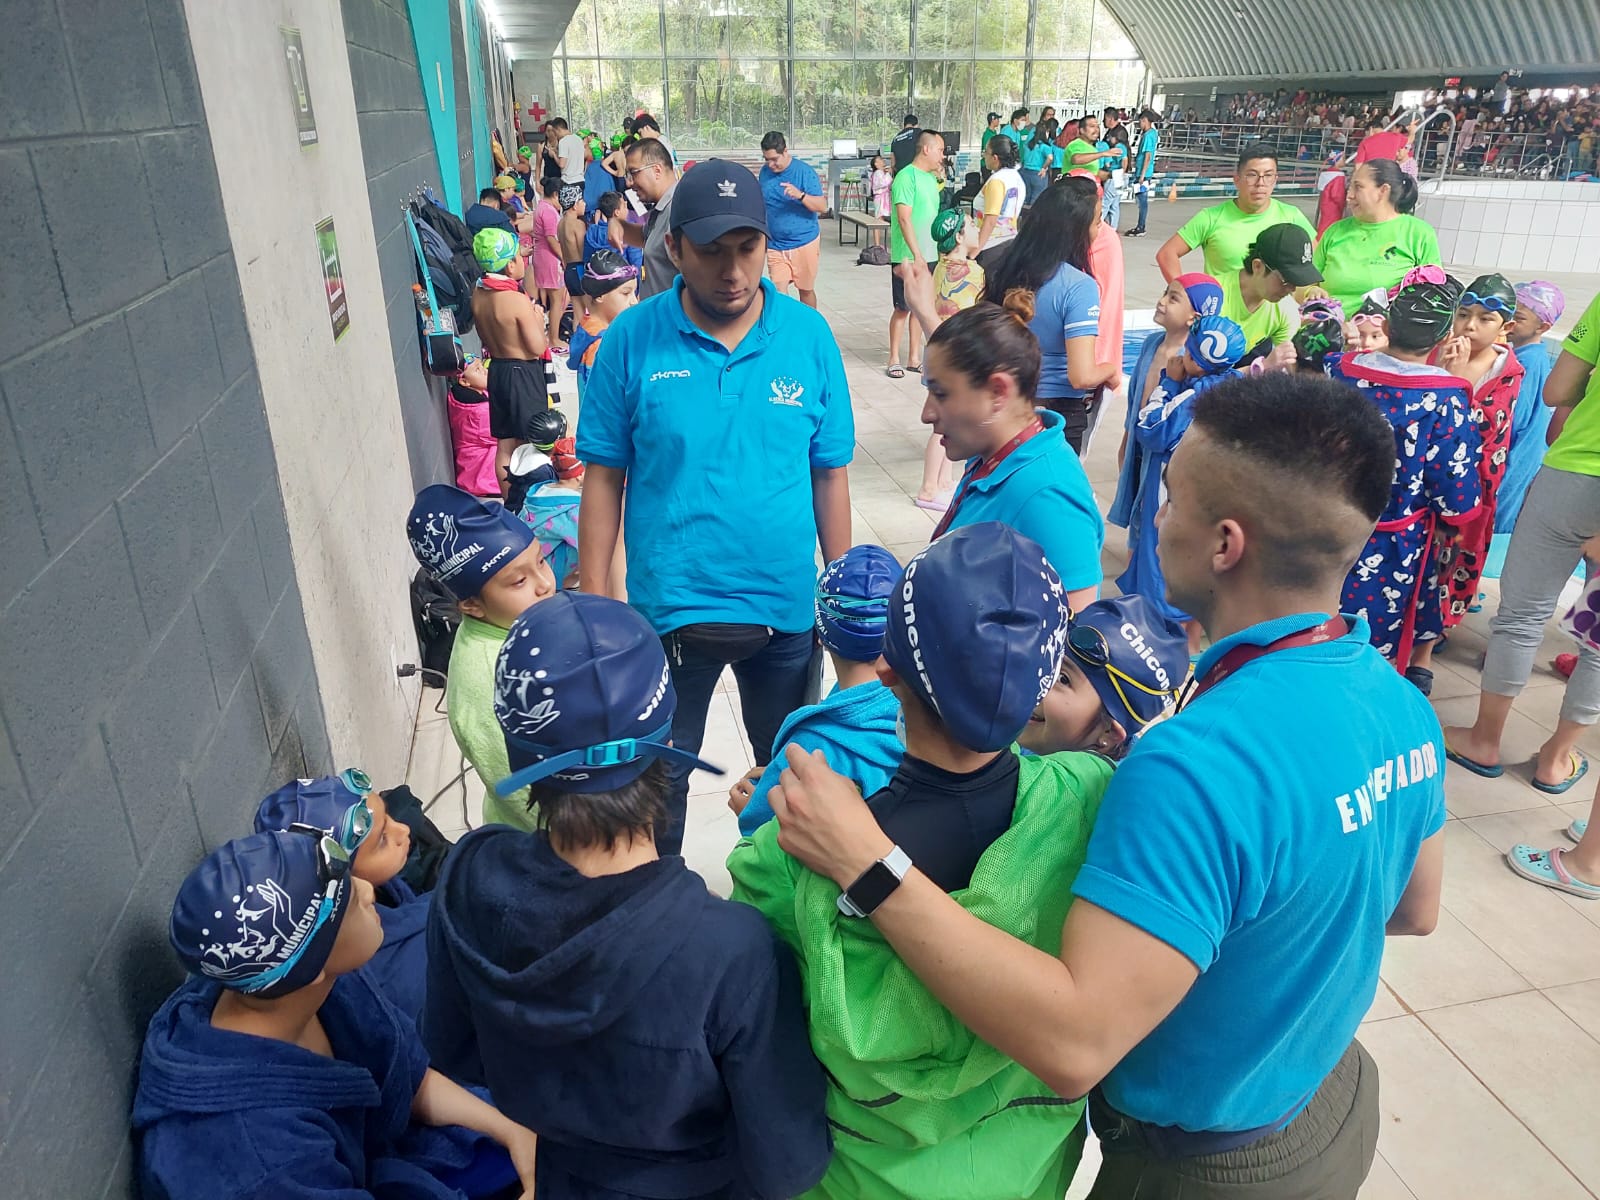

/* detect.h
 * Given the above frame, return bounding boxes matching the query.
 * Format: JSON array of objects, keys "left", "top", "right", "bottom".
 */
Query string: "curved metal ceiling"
[{"left": 1101, "top": 0, "right": 1600, "bottom": 84}]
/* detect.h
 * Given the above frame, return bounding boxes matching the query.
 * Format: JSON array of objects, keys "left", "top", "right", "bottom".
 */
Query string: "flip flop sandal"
[
  {"left": 1507, "top": 844, "right": 1600, "bottom": 898},
  {"left": 1567, "top": 819, "right": 1588, "bottom": 844},
  {"left": 886, "top": 365, "right": 906, "bottom": 379},
  {"left": 912, "top": 495, "right": 950, "bottom": 513},
  {"left": 1445, "top": 740, "right": 1505, "bottom": 778},
  {"left": 1533, "top": 752, "right": 1589, "bottom": 795}
]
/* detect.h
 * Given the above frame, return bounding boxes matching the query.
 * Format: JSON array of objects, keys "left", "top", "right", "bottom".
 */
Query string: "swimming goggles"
[
  {"left": 1067, "top": 625, "right": 1170, "bottom": 728},
  {"left": 1459, "top": 291, "right": 1515, "bottom": 316},
  {"left": 239, "top": 830, "right": 352, "bottom": 994},
  {"left": 339, "top": 767, "right": 373, "bottom": 796}
]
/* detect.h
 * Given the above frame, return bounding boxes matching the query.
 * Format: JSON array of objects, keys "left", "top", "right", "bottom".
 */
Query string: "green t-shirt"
[
  {"left": 981, "top": 127, "right": 997, "bottom": 151},
  {"left": 1063, "top": 138, "right": 1101, "bottom": 172},
  {"left": 889, "top": 164, "right": 940, "bottom": 264},
  {"left": 1545, "top": 294, "right": 1600, "bottom": 476},
  {"left": 445, "top": 614, "right": 533, "bottom": 830},
  {"left": 1311, "top": 214, "right": 1441, "bottom": 316},
  {"left": 1176, "top": 198, "right": 1317, "bottom": 283},
  {"left": 1220, "top": 270, "right": 1292, "bottom": 348}
]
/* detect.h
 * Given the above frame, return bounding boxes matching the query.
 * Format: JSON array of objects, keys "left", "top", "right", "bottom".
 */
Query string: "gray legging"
[{"left": 1483, "top": 466, "right": 1600, "bottom": 724}]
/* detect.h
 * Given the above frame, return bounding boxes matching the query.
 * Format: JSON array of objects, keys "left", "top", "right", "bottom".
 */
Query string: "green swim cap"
[
  {"left": 931, "top": 208, "right": 965, "bottom": 256},
  {"left": 473, "top": 227, "right": 518, "bottom": 273}
]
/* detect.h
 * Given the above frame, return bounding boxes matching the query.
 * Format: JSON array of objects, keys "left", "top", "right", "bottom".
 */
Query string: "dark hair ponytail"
[
  {"left": 927, "top": 302, "right": 1041, "bottom": 402},
  {"left": 988, "top": 134, "right": 1019, "bottom": 169},
  {"left": 1362, "top": 157, "right": 1419, "bottom": 214},
  {"left": 981, "top": 177, "right": 1097, "bottom": 302}
]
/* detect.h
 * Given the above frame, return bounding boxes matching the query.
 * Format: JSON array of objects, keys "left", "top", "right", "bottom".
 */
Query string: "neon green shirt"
[
  {"left": 1177, "top": 198, "right": 1316, "bottom": 282},
  {"left": 1220, "top": 270, "right": 1292, "bottom": 348},
  {"left": 1545, "top": 294, "right": 1600, "bottom": 476},
  {"left": 889, "top": 164, "right": 940, "bottom": 264},
  {"left": 445, "top": 614, "right": 533, "bottom": 830},
  {"left": 1063, "top": 138, "right": 1101, "bottom": 173},
  {"left": 1311, "top": 214, "right": 1441, "bottom": 316}
]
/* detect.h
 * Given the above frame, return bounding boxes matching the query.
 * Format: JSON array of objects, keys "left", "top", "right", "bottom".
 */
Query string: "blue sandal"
[
  {"left": 1533, "top": 752, "right": 1589, "bottom": 795},
  {"left": 1507, "top": 844, "right": 1600, "bottom": 898},
  {"left": 1445, "top": 741, "right": 1504, "bottom": 778}
]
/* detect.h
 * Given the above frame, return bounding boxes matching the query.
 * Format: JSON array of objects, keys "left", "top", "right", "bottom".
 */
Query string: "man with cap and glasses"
[
  {"left": 133, "top": 829, "right": 539, "bottom": 1200},
  {"left": 577, "top": 158, "right": 854, "bottom": 857},
  {"left": 763, "top": 376, "right": 1447, "bottom": 1200},
  {"left": 1222, "top": 223, "right": 1325, "bottom": 360},
  {"left": 423, "top": 591, "right": 831, "bottom": 1200},
  {"left": 730, "top": 522, "right": 1113, "bottom": 1200}
]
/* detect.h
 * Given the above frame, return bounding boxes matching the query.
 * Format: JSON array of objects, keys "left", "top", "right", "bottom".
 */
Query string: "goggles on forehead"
[
  {"left": 339, "top": 767, "right": 373, "bottom": 795},
  {"left": 1066, "top": 625, "right": 1170, "bottom": 729},
  {"left": 1459, "top": 291, "right": 1515, "bottom": 317},
  {"left": 239, "top": 829, "right": 352, "bottom": 994}
]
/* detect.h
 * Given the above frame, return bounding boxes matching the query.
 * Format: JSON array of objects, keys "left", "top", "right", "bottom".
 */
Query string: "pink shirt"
[
  {"left": 1088, "top": 222, "right": 1125, "bottom": 389},
  {"left": 532, "top": 201, "right": 561, "bottom": 273}
]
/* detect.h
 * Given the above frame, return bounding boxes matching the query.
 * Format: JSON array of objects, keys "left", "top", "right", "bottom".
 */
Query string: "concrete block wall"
[
  {"left": 0, "top": 1, "right": 326, "bottom": 1194},
  {"left": 344, "top": 0, "right": 456, "bottom": 493}
]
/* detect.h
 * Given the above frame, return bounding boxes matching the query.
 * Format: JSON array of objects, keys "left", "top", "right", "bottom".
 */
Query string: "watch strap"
[{"left": 836, "top": 845, "right": 913, "bottom": 918}]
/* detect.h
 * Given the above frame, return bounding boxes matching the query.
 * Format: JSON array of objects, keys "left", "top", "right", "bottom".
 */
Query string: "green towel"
[
  {"left": 446, "top": 615, "right": 533, "bottom": 830},
  {"left": 729, "top": 750, "right": 1112, "bottom": 1200}
]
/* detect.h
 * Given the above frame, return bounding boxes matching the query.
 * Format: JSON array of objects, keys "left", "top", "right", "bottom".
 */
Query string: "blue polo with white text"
[
  {"left": 942, "top": 409, "right": 1104, "bottom": 592},
  {"left": 1072, "top": 612, "right": 1446, "bottom": 1132},
  {"left": 577, "top": 277, "right": 855, "bottom": 634}
]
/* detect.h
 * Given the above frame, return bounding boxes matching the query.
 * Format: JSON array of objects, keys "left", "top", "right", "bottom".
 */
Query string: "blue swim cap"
[{"left": 815, "top": 545, "right": 900, "bottom": 662}]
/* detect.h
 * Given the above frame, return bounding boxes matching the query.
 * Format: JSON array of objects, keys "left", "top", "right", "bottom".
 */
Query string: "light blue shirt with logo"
[
  {"left": 1073, "top": 612, "right": 1446, "bottom": 1132},
  {"left": 942, "top": 409, "right": 1104, "bottom": 593},
  {"left": 577, "top": 278, "right": 855, "bottom": 634}
]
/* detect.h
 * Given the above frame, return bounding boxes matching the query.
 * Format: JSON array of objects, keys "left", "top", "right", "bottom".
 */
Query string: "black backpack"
[
  {"left": 380, "top": 785, "right": 453, "bottom": 893},
  {"left": 857, "top": 243, "right": 890, "bottom": 266},
  {"left": 417, "top": 198, "right": 473, "bottom": 256},
  {"left": 409, "top": 567, "right": 460, "bottom": 681}
]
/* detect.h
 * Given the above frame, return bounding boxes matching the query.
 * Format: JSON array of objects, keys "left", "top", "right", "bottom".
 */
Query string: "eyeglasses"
[
  {"left": 1067, "top": 625, "right": 1170, "bottom": 728},
  {"left": 1459, "top": 291, "right": 1515, "bottom": 316},
  {"left": 625, "top": 165, "right": 652, "bottom": 179},
  {"left": 240, "top": 829, "right": 351, "bottom": 994}
]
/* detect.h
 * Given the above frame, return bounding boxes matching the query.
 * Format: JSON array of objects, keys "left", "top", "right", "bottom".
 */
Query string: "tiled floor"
[{"left": 408, "top": 196, "right": 1600, "bottom": 1198}]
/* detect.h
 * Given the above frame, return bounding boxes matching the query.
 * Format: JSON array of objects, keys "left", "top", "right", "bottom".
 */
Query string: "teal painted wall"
[{"left": 406, "top": 0, "right": 461, "bottom": 210}]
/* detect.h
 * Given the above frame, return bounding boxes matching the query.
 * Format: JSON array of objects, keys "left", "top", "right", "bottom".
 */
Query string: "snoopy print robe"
[
  {"left": 1328, "top": 352, "right": 1483, "bottom": 666},
  {"left": 1439, "top": 345, "right": 1525, "bottom": 627}
]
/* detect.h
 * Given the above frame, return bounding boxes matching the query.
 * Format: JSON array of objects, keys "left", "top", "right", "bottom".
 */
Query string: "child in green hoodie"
[
  {"left": 407, "top": 484, "right": 556, "bottom": 828},
  {"left": 730, "top": 522, "right": 1109, "bottom": 1200}
]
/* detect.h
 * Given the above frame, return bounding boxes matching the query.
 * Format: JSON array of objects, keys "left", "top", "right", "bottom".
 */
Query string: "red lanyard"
[
  {"left": 1184, "top": 617, "right": 1348, "bottom": 707},
  {"left": 931, "top": 417, "right": 1045, "bottom": 540},
  {"left": 478, "top": 273, "right": 522, "bottom": 293}
]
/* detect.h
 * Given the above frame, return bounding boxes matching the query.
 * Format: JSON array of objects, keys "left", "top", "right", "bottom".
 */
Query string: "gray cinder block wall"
[
  {"left": 0, "top": 1, "right": 327, "bottom": 1195},
  {"left": 343, "top": 0, "right": 456, "bottom": 493}
]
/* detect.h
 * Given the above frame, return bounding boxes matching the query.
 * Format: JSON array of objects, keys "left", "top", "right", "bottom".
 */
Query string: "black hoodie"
[{"left": 423, "top": 829, "right": 830, "bottom": 1199}]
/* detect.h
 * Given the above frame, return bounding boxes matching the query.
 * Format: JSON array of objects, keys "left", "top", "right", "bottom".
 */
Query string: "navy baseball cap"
[
  {"left": 494, "top": 592, "right": 723, "bottom": 796},
  {"left": 407, "top": 484, "right": 534, "bottom": 599},
  {"left": 815, "top": 545, "right": 899, "bottom": 663},
  {"left": 253, "top": 770, "right": 375, "bottom": 853},
  {"left": 1067, "top": 596, "right": 1188, "bottom": 737},
  {"left": 883, "top": 523, "right": 1072, "bottom": 752},
  {"left": 669, "top": 158, "right": 767, "bottom": 245},
  {"left": 169, "top": 830, "right": 353, "bottom": 998}
]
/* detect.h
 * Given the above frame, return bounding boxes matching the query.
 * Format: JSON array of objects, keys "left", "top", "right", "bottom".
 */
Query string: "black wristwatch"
[{"left": 836, "top": 846, "right": 913, "bottom": 918}]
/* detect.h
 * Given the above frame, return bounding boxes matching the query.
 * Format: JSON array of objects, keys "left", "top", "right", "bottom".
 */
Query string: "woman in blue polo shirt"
[
  {"left": 922, "top": 301, "right": 1104, "bottom": 613},
  {"left": 981, "top": 179, "right": 1120, "bottom": 454}
]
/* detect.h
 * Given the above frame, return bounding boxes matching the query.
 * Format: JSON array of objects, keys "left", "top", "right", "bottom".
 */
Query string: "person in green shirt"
[
  {"left": 1308, "top": 158, "right": 1440, "bottom": 316},
  {"left": 406, "top": 484, "right": 557, "bottom": 830},
  {"left": 1155, "top": 144, "right": 1317, "bottom": 283},
  {"left": 1444, "top": 291, "right": 1600, "bottom": 862},
  {"left": 980, "top": 111, "right": 1003, "bottom": 156},
  {"left": 888, "top": 130, "right": 946, "bottom": 367},
  {"left": 1061, "top": 113, "right": 1105, "bottom": 178},
  {"left": 1221, "top": 222, "right": 1324, "bottom": 357}
]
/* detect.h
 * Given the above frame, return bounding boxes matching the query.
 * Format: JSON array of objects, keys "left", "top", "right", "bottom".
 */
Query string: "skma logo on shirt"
[{"left": 649, "top": 369, "right": 692, "bottom": 382}]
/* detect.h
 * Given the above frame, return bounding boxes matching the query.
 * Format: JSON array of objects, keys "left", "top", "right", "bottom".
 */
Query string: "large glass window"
[{"left": 552, "top": 0, "right": 1143, "bottom": 152}]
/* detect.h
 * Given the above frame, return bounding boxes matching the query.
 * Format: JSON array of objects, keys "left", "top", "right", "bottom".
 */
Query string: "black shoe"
[
  {"left": 1405, "top": 666, "right": 1434, "bottom": 697},
  {"left": 1125, "top": 227, "right": 1146, "bottom": 237}
]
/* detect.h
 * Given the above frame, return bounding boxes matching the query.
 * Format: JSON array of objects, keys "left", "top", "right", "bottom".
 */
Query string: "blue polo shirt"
[
  {"left": 577, "top": 278, "right": 855, "bottom": 634},
  {"left": 941, "top": 409, "right": 1103, "bottom": 592},
  {"left": 758, "top": 158, "right": 824, "bottom": 251},
  {"left": 1073, "top": 612, "right": 1446, "bottom": 1132}
]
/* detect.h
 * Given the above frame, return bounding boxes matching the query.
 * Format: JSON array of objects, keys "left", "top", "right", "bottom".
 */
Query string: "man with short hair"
[
  {"left": 542, "top": 117, "right": 587, "bottom": 211},
  {"left": 576, "top": 158, "right": 855, "bottom": 857},
  {"left": 1223, "top": 223, "right": 1324, "bottom": 356},
  {"left": 980, "top": 112, "right": 1003, "bottom": 153},
  {"left": 465, "top": 185, "right": 516, "bottom": 236},
  {"left": 758, "top": 131, "right": 827, "bottom": 308},
  {"left": 1155, "top": 144, "right": 1317, "bottom": 282},
  {"left": 890, "top": 112, "right": 921, "bottom": 173},
  {"left": 616, "top": 137, "right": 677, "bottom": 298},
  {"left": 889, "top": 129, "right": 946, "bottom": 346},
  {"left": 1125, "top": 109, "right": 1161, "bottom": 238},
  {"left": 764, "top": 372, "right": 1445, "bottom": 1200},
  {"left": 993, "top": 107, "right": 1030, "bottom": 150}
]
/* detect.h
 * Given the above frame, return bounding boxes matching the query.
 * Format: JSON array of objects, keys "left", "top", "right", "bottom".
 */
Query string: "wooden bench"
[{"left": 838, "top": 210, "right": 889, "bottom": 248}]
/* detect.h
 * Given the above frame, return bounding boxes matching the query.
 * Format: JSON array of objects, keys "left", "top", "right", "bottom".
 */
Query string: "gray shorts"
[{"left": 1086, "top": 1040, "right": 1379, "bottom": 1200}]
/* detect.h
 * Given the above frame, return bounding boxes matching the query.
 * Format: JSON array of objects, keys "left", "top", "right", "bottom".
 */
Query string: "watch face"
[{"left": 847, "top": 859, "right": 900, "bottom": 916}]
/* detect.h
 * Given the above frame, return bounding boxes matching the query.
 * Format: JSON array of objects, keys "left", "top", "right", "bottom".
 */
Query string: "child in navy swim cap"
[{"left": 133, "top": 830, "right": 538, "bottom": 1200}]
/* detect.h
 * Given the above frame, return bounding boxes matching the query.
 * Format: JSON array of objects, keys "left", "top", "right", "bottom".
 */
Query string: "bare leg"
[
  {"left": 917, "top": 432, "right": 954, "bottom": 502},
  {"left": 1410, "top": 640, "right": 1437, "bottom": 670},
  {"left": 1441, "top": 691, "right": 1517, "bottom": 768},
  {"left": 797, "top": 288, "right": 818, "bottom": 309},
  {"left": 543, "top": 286, "right": 567, "bottom": 350},
  {"left": 895, "top": 262, "right": 942, "bottom": 341},
  {"left": 888, "top": 310, "right": 908, "bottom": 369},
  {"left": 495, "top": 437, "right": 518, "bottom": 501},
  {"left": 908, "top": 316, "right": 925, "bottom": 371},
  {"left": 1561, "top": 777, "right": 1600, "bottom": 882}
]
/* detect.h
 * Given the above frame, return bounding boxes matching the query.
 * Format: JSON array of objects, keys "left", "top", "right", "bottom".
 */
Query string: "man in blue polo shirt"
[
  {"left": 576, "top": 158, "right": 854, "bottom": 856},
  {"left": 761, "top": 373, "right": 1445, "bottom": 1199},
  {"left": 758, "top": 131, "right": 827, "bottom": 309}
]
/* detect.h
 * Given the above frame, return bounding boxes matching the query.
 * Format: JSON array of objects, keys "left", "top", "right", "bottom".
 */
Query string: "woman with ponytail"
[
  {"left": 981, "top": 179, "right": 1119, "bottom": 453},
  {"left": 1310, "top": 157, "right": 1441, "bottom": 315},
  {"left": 919, "top": 301, "right": 1105, "bottom": 612}
]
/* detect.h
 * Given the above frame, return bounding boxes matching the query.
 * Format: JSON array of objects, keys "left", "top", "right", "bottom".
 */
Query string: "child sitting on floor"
[
  {"left": 253, "top": 771, "right": 431, "bottom": 1023},
  {"left": 1117, "top": 313, "right": 1247, "bottom": 642},
  {"left": 728, "top": 544, "right": 905, "bottom": 836},
  {"left": 567, "top": 248, "right": 639, "bottom": 396},
  {"left": 408, "top": 483, "right": 557, "bottom": 830},
  {"left": 132, "top": 829, "right": 537, "bottom": 1200},
  {"left": 423, "top": 591, "right": 830, "bottom": 1200},
  {"left": 1016, "top": 594, "right": 1189, "bottom": 759}
]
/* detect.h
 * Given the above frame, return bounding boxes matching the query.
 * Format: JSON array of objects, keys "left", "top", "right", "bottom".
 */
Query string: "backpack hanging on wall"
[
  {"left": 409, "top": 566, "right": 460, "bottom": 678},
  {"left": 406, "top": 210, "right": 467, "bottom": 376}
]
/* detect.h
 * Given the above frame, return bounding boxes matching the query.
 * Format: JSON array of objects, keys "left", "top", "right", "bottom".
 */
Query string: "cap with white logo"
[
  {"left": 669, "top": 158, "right": 768, "bottom": 245},
  {"left": 1247, "top": 222, "right": 1323, "bottom": 287}
]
